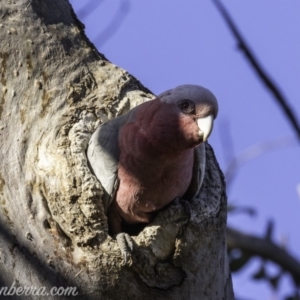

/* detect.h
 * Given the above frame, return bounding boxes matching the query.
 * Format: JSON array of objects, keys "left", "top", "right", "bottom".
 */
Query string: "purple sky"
[{"left": 70, "top": 1, "right": 300, "bottom": 299}]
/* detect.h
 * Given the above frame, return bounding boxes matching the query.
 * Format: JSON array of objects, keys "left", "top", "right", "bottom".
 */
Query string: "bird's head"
[
  {"left": 134, "top": 84, "right": 218, "bottom": 153},
  {"left": 155, "top": 84, "right": 218, "bottom": 150}
]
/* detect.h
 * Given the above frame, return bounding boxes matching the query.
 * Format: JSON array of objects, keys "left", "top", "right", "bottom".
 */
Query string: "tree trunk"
[{"left": 0, "top": 0, "right": 234, "bottom": 299}]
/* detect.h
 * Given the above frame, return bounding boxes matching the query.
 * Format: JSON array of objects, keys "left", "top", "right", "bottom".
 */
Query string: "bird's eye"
[{"left": 178, "top": 99, "right": 195, "bottom": 114}]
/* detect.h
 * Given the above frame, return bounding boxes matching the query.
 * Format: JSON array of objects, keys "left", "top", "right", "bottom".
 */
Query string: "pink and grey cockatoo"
[{"left": 87, "top": 84, "right": 218, "bottom": 260}]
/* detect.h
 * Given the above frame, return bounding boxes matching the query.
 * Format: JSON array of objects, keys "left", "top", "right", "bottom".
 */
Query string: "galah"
[{"left": 87, "top": 84, "right": 218, "bottom": 260}]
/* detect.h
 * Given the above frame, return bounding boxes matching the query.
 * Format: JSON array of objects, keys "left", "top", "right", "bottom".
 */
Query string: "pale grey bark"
[{"left": 0, "top": 0, "right": 233, "bottom": 299}]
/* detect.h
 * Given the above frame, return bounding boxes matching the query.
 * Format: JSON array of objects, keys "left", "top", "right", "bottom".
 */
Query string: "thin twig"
[
  {"left": 218, "top": 118, "right": 236, "bottom": 164},
  {"left": 95, "top": 0, "right": 131, "bottom": 47},
  {"left": 297, "top": 183, "right": 300, "bottom": 201},
  {"left": 76, "top": 0, "right": 105, "bottom": 20},
  {"left": 212, "top": 0, "right": 300, "bottom": 143},
  {"left": 225, "top": 136, "right": 296, "bottom": 191}
]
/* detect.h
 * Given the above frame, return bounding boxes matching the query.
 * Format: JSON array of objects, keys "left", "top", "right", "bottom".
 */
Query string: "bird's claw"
[
  {"left": 116, "top": 232, "right": 134, "bottom": 264},
  {"left": 167, "top": 197, "right": 191, "bottom": 226},
  {"left": 179, "top": 198, "right": 191, "bottom": 220},
  {"left": 173, "top": 197, "right": 191, "bottom": 219}
]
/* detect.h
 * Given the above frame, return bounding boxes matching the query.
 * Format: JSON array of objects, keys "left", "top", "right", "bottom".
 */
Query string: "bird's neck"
[
  {"left": 118, "top": 119, "right": 195, "bottom": 181},
  {"left": 119, "top": 134, "right": 195, "bottom": 192}
]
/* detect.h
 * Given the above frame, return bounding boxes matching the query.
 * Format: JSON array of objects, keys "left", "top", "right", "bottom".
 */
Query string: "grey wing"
[
  {"left": 196, "top": 142, "right": 206, "bottom": 192},
  {"left": 87, "top": 122, "right": 120, "bottom": 213},
  {"left": 184, "top": 142, "right": 206, "bottom": 200}
]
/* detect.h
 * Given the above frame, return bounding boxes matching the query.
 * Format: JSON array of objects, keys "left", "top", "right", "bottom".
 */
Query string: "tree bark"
[{"left": 0, "top": 0, "right": 234, "bottom": 299}]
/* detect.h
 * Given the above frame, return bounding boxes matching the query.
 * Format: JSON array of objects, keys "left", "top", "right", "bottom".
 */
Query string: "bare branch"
[
  {"left": 95, "top": 0, "right": 131, "bottom": 47},
  {"left": 227, "top": 227, "right": 300, "bottom": 285},
  {"left": 76, "top": 0, "right": 105, "bottom": 19},
  {"left": 212, "top": 0, "right": 300, "bottom": 143}
]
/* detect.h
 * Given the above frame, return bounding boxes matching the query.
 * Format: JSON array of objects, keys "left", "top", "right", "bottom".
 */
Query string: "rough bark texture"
[{"left": 0, "top": 0, "right": 234, "bottom": 299}]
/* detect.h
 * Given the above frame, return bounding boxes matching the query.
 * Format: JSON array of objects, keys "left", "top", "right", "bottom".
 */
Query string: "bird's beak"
[{"left": 197, "top": 115, "right": 214, "bottom": 142}]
